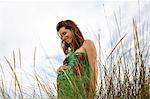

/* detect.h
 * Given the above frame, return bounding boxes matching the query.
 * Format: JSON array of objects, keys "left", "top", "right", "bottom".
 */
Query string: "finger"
[
  {"left": 57, "top": 65, "right": 68, "bottom": 73},
  {"left": 57, "top": 66, "right": 63, "bottom": 72},
  {"left": 63, "top": 66, "right": 68, "bottom": 69},
  {"left": 63, "top": 64, "right": 67, "bottom": 67},
  {"left": 57, "top": 68, "right": 62, "bottom": 73}
]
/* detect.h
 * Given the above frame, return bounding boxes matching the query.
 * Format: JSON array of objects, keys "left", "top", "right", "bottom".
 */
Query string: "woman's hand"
[{"left": 57, "top": 64, "right": 68, "bottom": 73}]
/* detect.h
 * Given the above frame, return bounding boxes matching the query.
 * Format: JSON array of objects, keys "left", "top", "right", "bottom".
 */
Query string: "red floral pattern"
[{"left": 72, "top": 64, "right": 83, "bottom": 76}]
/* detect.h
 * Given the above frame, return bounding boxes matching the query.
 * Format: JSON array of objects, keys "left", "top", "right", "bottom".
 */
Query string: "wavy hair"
[{"left": 56, "top": 20, "right": 85, "bottom": 55}]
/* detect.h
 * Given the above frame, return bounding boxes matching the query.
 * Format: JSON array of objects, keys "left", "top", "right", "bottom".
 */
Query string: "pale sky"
[{"left": 0, "top": 0, "right": 149, "bottom": 97}]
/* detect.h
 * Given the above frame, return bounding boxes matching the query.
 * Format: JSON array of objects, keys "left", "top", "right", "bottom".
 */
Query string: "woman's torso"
[{"left": 57, "top": 48, "right": 90, "bottom": 99}]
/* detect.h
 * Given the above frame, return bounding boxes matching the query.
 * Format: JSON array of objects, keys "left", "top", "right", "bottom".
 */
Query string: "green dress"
[{"left": 57, "top": 49, "right": 90, "bottom": 99}]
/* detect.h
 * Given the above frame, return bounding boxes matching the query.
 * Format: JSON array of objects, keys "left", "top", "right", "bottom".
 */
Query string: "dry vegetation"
[
  {"left": 95, "top": 19, "right": 150, "bottom": 99},
  {"left": 0, "top": 19, "right": 149, "bottom": 99}
]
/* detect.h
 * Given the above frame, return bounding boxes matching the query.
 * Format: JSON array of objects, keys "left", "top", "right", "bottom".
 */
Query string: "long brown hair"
[{"left": 56, "top": 20, "right": 85, "bottom": 55}]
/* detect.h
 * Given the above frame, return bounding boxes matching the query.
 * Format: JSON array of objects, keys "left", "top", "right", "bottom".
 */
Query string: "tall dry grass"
[
  {"left": 95, "top": 19, "right": 150, "bottom": 99},
  {"left": 0, "top": 48, "right": 56, "bottom": 99},
  {"left": 0, "top": 17, "right": 150, "bottom": 99},
  {"left": 0, "top": 18, "right": 149, "bottom": 99}
]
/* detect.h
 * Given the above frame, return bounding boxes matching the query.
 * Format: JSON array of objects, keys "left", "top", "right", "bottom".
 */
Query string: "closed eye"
[
  {"left": 60, "top": 32, "right": 67, "bottom": 39},
  {"left": 62, "top": 32, "right": 66, "bottom": 35}
]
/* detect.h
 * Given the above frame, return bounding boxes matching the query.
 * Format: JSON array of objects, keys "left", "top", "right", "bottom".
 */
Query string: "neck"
[{"left": 69, "top": 42, "right": 75, "bottom": 52}]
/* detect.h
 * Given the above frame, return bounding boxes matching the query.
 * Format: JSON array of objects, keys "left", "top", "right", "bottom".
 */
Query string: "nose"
[{"left": 62, "top": 36, "right": 67, "bottom": 41}]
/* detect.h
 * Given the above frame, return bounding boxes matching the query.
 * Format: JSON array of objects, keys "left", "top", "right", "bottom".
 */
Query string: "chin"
[
  {"left": 67, "top": 42, "right": 71, "bottom": 44},
  {"left": 66, "top": 39, "right": 72, "bottom": 44},
  {"left": 66, "top": 40, "right": 71, "bottom": 44}
]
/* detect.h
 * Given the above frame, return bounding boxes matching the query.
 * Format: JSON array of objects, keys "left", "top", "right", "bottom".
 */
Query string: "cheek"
[
  {"left": 66, "top": 32, "right": 71, "bottom": 38},
  {"left": 69, "top": 32, "right": 74, "bottom": 38}
]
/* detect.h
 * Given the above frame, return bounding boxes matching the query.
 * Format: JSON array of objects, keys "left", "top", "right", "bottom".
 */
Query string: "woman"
[{"left": 56, "top": 20, "right": 98, "bottom": 99}]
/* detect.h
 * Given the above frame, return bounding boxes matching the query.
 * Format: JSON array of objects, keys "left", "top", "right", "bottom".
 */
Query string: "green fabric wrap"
[{"left": 57, "top": 49, "right": 90, "bottom": 99}]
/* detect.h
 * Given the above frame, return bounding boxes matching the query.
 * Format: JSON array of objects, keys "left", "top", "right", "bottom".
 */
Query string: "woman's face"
[{"left": 59, "top": 27, "right": 74, "bottom": 44}]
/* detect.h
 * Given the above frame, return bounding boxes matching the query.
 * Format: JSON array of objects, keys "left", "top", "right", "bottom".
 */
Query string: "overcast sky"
[{"left": 0, "top": 0, "right": 150, "bottom": 97}]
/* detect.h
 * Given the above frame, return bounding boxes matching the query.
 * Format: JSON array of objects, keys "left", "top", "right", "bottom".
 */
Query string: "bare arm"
[{"left": 83, "top": 40, "right": 98, "bottom": 98}]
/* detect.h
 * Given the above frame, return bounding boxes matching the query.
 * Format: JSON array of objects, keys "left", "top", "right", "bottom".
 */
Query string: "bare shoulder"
[
  {"left": 82, "top": 39, "right": 96, "bottom": 52},
  {"left": 82, "top": 39, "right": 97, "bottom": 61},
  {"left": 83, "top": 39, "right": 95, "bottom": 48}
]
